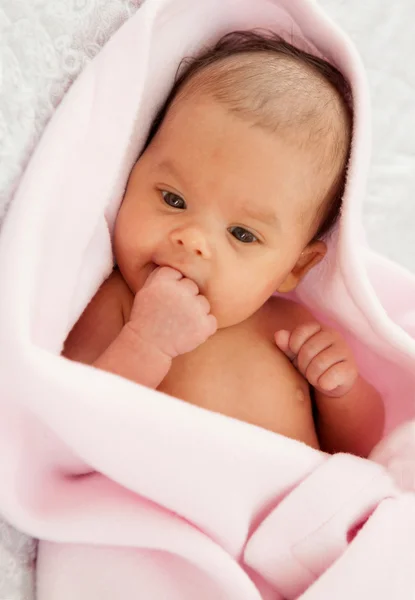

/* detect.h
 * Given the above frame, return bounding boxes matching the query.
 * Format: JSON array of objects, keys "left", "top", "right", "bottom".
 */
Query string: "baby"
[{"left": 64, "top": 31, "right": 384, "bottom": 457}]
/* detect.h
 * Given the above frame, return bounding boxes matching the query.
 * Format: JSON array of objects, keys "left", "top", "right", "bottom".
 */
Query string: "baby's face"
[{"left": 114, "top": 95, "right": 327, "bottom": 328}]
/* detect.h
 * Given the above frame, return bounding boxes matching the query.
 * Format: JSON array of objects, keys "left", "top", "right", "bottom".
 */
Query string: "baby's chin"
[
  {"left": 212, "top": 304, "right": 251, "bottom": 330},
  {"left": 213, "top": 295, "right": 272, "bottom": 329}
]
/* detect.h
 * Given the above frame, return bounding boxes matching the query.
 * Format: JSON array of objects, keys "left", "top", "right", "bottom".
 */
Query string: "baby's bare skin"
[
  {"left": 64, "top": 265, "right": 384, "bottom": 456},
  {"left": 64, "top": 267, "right": 319, "bottom": 448},
  {"left": 158, "top": 293, "right": 319, "bottom": 448}
]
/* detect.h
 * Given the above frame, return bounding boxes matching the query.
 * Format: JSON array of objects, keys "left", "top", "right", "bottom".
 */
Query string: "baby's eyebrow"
[
  {"left": 156, "top": 159, "right": 181, "bottom": 179},
  {"left": 242, "top": 205, "right": 281, "bottom": 230}
]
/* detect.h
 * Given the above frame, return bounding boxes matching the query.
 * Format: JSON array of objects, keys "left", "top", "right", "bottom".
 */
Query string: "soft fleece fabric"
[{"left": 1, "top": 0, "right": 415, "bottom": 598}]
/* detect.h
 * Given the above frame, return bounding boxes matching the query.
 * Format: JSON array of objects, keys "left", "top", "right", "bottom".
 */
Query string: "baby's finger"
[
  {"left": 287, "top": 322, "right": 322, "bottom": 357},
  {"left": 178, "top": 277, "right": 199, "bottom": 296},
  {"left": 195, "top": 294, "right": 211, "bottom": 314},
  {"left": 305, "top": 344, "right": 347, "bottom": 389},
  {"left": 275, "top": 330, "right": 296, "bottom": 361},
  {"left": 143, "top": 265, "right": 182, "bottom": 287},
  {"left": 157, "top": 266, "right": 184, "bottom": 280},
  {"left": 205, "top": 314, "right": 218, "bottom": 336},
  {"left": 296, "top": 330, "right": 335, "bottom": 376},
  {"left": 317, "top": 361, "right": 358, "bottom": 397}
]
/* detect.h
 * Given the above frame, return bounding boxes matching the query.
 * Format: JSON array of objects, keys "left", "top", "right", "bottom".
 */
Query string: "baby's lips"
[
  {"left": 152, "top": 261, "right": 187, "bottom": 280},
  {"left": 146, "top": 264, "right": 183, "bottom": 284},
  {"left": 147, "top": 262, "right": 159, "bottom": 277}
]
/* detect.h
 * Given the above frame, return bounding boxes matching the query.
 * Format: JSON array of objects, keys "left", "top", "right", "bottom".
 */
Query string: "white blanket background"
[{"left": 0, "top": 0, "right": 414, "bottom": 598}]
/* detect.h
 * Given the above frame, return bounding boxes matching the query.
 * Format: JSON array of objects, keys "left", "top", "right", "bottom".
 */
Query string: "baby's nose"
[{"left": 170, "top": 227, "right": 211, "bottom": 259}]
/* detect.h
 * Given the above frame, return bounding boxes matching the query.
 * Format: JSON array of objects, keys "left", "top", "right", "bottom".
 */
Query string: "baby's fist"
[
  {"left": 128, "top": 266, "right": 217, "bottom": 359},
  {"left": 275, "top": 323, "right": 358, "bottom": 397}
]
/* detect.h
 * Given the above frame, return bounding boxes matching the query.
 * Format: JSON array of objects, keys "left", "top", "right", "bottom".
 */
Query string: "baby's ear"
[{"left": 277, "top": 241, "right": 326, "bottom": 293}]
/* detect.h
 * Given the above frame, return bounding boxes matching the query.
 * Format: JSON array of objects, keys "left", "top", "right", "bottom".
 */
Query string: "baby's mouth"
[
  {"left": 148, "top": 261, "right": 159, "bottom": 274},
  {"left": 149, "top": 260, "right": 200, "bottom": 289},
  {"left": 150, "top": 260, "right": 184, "bottom": 278}
]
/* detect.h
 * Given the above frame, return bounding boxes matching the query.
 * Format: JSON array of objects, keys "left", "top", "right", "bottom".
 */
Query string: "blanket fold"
[{"left": 1, "top": 0, "right": 415, "bottom": 598}]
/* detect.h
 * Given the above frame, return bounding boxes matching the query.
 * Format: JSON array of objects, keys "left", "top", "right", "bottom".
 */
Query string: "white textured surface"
[
  {"left": 0, "top": 521, "right": 36, "bottom": 600},
  {"left": 0, "top": 0, "right": 141, "bottom": 220},
  {"left": 0, "top": 1, "right": 414, "bottom": 599}
]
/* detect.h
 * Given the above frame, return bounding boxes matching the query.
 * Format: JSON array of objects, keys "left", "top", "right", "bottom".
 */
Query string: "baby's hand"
[
  {"left": 275, "top": 323, "right": 358, "bottom": 397},
  {"left": 127, "top": 266, "right": 217, "bottom": 359}
]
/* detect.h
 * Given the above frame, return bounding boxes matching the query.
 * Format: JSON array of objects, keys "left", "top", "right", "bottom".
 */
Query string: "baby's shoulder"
[
  {"left": 249, "top": 295, "right": 315, "bottom": 341},
  {"left": 159, "top": 294, "right": 315, "bottom": 439}
]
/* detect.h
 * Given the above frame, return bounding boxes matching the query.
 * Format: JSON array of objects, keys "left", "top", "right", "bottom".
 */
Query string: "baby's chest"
[{"left": 157, "top": 308, "right": 318, "bottom": 445}]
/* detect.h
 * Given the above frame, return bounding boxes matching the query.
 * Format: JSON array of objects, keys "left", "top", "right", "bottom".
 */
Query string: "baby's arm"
[
  {"left": 63, "top": 269, "right": 169, "bottom": 387},
  {"left": 63, "top": 267, "right": 217, "bottom": 389},
  {"left": 276, "top": 322, "right": 385, "bottom": 457}
]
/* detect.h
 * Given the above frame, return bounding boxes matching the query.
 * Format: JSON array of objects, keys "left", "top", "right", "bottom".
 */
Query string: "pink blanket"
[{"left": 1, "top": 0, "right": 415, "bottom": 598}]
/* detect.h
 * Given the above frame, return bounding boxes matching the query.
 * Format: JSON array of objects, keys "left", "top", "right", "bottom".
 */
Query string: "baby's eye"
[
  {"left": 228, "top": 226, "right": 258, "bottom": 244},
  {"left": 161, "top": 190, "right": 186, "bottom": 209}
]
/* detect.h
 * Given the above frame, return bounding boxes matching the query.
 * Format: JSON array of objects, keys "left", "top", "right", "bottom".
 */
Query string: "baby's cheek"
[
  {"left": 211, "top": 291, "right": 261, "bottom": 329},
  {"left": 208, "top": 291, "right": 239, "bottom": 329}
]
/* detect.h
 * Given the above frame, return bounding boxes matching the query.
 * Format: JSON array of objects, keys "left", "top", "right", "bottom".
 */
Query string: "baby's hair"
[{"left": 145, "top": 30, "right": 353, "bottom": 241}]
